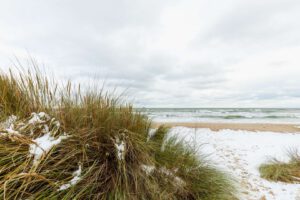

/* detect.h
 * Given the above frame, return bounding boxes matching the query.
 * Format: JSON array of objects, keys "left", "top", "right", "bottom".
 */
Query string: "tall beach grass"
[
  {"left": 259, "top": 151, "right": 300, "bottom": 183},
  {"left": 0, "top": 66, "right": 236, "bottom": 199}
]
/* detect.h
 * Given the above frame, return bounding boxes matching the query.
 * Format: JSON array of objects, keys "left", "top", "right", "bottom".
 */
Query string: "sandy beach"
[
  {"left": 169, "top": 127, "right": 300, "bottom": 199},
  {"left": 152, "top": 122, "right": 300, "bottom": 133},
  {"left": 154, "top": 121, "right": 300, "bottom": 199}
]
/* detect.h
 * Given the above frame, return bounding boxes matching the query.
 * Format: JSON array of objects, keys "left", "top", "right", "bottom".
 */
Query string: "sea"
[{"left": 138, "top": 108, "right": 300, "bottom": 124}]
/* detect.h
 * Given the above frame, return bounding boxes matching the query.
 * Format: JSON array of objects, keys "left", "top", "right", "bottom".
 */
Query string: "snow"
[
  {"left": 28, "top": 112, "right": 50, "bottom": 124},
  {"left": 29, "top": 133, "right": 68, "bottom": 165},
  {"left": 141, "top": 165, "right": 155, "bottom": 175},
  {"left": 0, "top": 112, "right": 68, "bottom": 165},
  {"left": 1, "top": 115, "right": 17, "bottom": 129},
  {"left": 147, "top": 128, "right": 157, "bottom": 141},
  {"left": 59, "top": 165, "right": 82, "bottom": 191},
  {"left": 0, "top": 116, "right": 22, "bottom": 138},
  {"left": 5, "top": 127, "right": 20, "bottom": 135},
  {"left": 140, "top": 164, "right": 184, "bottom": 186},
  {"left": 169, "top": 127, "right": 300, "bottom": 200},
  {"left": 53, "top": 120, "right": 60, "bottom": 128},
  {"left": 114, "top": 137, "right": 126, "bottom": 161}
]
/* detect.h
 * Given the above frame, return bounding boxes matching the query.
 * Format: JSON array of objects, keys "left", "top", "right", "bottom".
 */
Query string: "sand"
[{"left": 152, "top": 122, "right": 300, "bottom": 133}]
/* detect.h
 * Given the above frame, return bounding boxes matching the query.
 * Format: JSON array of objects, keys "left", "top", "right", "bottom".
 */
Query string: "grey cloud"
[
  {"left": 0, "top": 0, "right": 300, "bottom": 107},
  {"left": 204, "top": 1, "right": 300, "bottom": 43}
]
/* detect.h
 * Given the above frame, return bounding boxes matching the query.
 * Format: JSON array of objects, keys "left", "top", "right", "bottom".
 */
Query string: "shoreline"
[{"left": 152, "top": 122, "right": 300, "bottom": 133}]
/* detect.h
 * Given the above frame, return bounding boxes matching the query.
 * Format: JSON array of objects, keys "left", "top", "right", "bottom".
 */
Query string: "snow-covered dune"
[{"left": 169, "top": 127, "right": 300, "bottom": 200}]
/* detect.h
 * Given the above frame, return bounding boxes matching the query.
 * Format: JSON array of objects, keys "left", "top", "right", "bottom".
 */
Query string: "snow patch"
[
  {"left": 159, "top": 167, "right": 185, "bottom": 186},
  {"left": 59, "top": 165, "right": 82, "bottom": 191},
  {"left": 147, "top": 128, "right": 157, "bottom": 141},
  {"left": 141, "top": 165, "right": 155, "bottom": 175},
  {"left": 5, "top": 127, "right": 20, "bottom": 135},
  {"left": 29, "top": 133, "right": 68, "bottom": 165},
  {"left": 141, "top": 165, "right": 184, "bottom": 185},
  {"left": 1, "top": 115, "right": 17, "bottom": 129},
  {"left": 0, "top": 116, "right": 22, "bottom": 138},
  {"left": 28, "top": 112, "right": 50, "bottom": 124},
  {"left": 114, "top": 137, "right": 126, "bottom": 161}
]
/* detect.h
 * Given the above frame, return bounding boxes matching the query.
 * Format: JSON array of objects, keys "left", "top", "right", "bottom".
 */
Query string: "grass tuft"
[
  {"left": 0, "top": 66, "right": 236, "bottom": 199},
  {"left": 149, "top": 128, "right": 236, "bottom": 200},
  {"left": 259, "top": 151, "right": 300, "bottom": 183}
]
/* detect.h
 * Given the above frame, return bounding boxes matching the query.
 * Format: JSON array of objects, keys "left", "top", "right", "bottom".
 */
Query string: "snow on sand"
[{"left": 169, "top": 127, "right": 300, "bottom": 200}]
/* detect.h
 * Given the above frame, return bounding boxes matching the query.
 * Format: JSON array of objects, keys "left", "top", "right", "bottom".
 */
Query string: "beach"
[
  {"left": 148, "top": 108, "right": 300, "bottom": 199},
  {"left": 2, "top": 0, "right": 300, "bottom": 198},
  {"left": 152, "top": 122, "right": 300, "bottom": 133},
  {"left": 168, "top": 127, "right": 300, "bottom": 200}
]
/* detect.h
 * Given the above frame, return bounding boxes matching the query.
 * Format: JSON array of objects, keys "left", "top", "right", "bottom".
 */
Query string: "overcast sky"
[{"left": 0, "top": 0, "right": 300, "bottom": 107}]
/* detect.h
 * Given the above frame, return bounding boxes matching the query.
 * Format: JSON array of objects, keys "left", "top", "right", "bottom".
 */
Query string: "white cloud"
[{"left": 0, "top": 0, "right": 300, "bottom": 107}]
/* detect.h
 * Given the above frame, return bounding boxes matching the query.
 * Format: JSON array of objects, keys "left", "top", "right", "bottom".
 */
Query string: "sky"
[{"left": 0, "top": 0, "right": 300, "bottom": 107}]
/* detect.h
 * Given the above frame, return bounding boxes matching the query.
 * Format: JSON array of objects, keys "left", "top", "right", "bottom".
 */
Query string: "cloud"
[{"left": 0, "top": 0, "right": 300, "bottom": 107}]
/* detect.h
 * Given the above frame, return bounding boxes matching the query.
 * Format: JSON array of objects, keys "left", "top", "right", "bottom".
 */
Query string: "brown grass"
[{"left": 0, "top": 65, "right": 236, "bottom": 199}]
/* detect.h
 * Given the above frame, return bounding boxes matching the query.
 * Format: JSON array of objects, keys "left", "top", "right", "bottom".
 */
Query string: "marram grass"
[
  {"left": 259, "top": 151, "right": 300, "bottom": 183},
  {"left": 0, "top": 68, "right": 236, "bottom": 199}
]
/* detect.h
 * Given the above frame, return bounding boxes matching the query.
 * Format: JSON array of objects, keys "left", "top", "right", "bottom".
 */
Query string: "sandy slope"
[{"left": 169, "top": 127, "right": 300, "bottom": 200}]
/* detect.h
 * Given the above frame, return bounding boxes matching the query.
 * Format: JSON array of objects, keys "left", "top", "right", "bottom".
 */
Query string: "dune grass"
[
  {"left": 259, "top": 152, "right": 300, "bottom": 183},
  {"left": 0, "top": 67, "right": 236, "bottom": 199}
]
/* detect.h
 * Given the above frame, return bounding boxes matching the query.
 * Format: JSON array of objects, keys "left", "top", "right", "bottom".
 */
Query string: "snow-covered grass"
[
  {"left": 30, "top": 132, "right": 69, "bottom": 165},
  {"left": 140, "top": 164, "right": 155, "bottom": 175},
  {"left": 28, "top": 112, "right": 50, "bottom": 124},
  {"left": 58, "top": 165, "right": 82, "bottom": 191},
  {"left": 0, "top": 112, "right": 68, "bottom": 166},
  {"left": 114, "top": 136, "right": 126, "bottom": 161},
  {"left": 0, "top": 68, "right": 237, "bottom": 200},
  {"left": 0, "top": 112, "right": 236, "bottom": 200},
  {"left": 169, "top": 127, "right": 300, "bottom": 200}
]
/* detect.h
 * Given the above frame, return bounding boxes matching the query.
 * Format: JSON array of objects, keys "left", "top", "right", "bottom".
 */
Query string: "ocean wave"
[
  {"left": 149, "top": 114, "right": 298, "bottom": 119},
  {"left": 141, "top": 108, "right": 300, "bottom": 123}
]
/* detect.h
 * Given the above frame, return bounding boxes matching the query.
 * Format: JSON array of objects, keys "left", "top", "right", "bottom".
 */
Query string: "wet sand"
[{"left": 152, "top": 122, "right": 300, "bottom": 133}]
